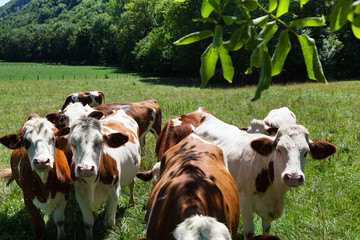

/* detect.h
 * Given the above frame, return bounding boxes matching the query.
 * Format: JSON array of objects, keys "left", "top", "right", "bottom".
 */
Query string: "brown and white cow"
[
  {"left": 57, "top": 108, "right": 141, "bottom": 240},
  {"left": 194, "top": 114, "right": 336, "bottom": 239},
  {"left": 244, "top": 107, "right": 297, "bottom": 135},
  {"left": 0, "top": 115, "right": 71, "bottom": 240},
  {"left": 136, "top": 106, "right": 211, "bottom": 182},
  {"left": 59, "top": 91, "right": 104, "bottom": 112},
  {"left": 48, "top": 99, "right": 161, "bottom": 148},
  {"left": 145, "top": 133, "right": 240, "bottom": 240}
]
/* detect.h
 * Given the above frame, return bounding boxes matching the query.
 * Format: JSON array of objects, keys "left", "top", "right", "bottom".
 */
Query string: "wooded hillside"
[{"left": 0, "top": 0, "right": 359, "bottom": 81}]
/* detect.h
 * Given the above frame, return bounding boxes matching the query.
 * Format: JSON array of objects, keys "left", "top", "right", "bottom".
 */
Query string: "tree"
[{"left": 174, "top": 0, "right": 360, "bottom": 100}]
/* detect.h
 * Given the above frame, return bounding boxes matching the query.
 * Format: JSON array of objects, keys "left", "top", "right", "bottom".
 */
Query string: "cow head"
[
  {"left": 67, "top": 116, "right": 128, "bottom": 179},
  {"left": 250, "top": 125, "right": 336, "bottom": 188},
  {"left": 0, "top": 114, "right": 70, "bottom": 182}
]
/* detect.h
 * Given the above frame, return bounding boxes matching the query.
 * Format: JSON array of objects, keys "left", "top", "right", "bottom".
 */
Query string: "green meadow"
[{"left": 0, "top": 62, "right": 359, "bottom": 239}]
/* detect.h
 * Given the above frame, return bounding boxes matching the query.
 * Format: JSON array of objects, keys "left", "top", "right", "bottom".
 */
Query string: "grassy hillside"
[{"left": 0, "top": 63, "right": 359, "bottom": 239}]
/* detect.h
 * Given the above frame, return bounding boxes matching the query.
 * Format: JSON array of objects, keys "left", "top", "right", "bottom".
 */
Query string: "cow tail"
[{"left": 172, "top": 215, "right": 231, "bottom": 240}]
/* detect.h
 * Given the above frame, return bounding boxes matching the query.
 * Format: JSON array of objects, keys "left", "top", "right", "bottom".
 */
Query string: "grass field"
[{"left": 0, "top": 63, "right": 359, "bottom": 239}]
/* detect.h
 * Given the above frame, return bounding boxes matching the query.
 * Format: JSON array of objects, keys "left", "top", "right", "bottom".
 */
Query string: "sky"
[{"left": 0, "top": 0, "right": 10, "bottom": 7}]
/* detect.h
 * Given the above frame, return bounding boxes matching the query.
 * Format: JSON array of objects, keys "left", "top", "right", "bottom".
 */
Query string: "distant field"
[
  {"left": 0, "top": 62, "right": 359, "bottom": 239},
  {"left": 0, "top": 61, "right": 136, "bottom": 81}
]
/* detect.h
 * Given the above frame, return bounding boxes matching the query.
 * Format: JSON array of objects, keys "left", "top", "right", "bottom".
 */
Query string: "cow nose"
[
  {"left": 33, "top": 158, "right": 51, "bottom": 169},
  {"left": 77, "top": 165, "right": 95, "bottom": 178},
  {"left": 283, "top": 174, "right": 304, "bottom": 187}
]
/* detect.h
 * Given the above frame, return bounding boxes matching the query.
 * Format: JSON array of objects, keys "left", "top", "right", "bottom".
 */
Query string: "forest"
[{"left": 0, "top": 0, "right": 360, "bottom": 83}]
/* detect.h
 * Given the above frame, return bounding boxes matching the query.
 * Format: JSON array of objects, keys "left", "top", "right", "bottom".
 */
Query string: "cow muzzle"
[
  {"left": 33, "top": 158, "right": 51, "bottom": 170},
  {"left": 283, "top": 173, "right": 304, "bottom": 187},
  {"left": 77, "top": 165, "right": 95, "bottom": 178}
]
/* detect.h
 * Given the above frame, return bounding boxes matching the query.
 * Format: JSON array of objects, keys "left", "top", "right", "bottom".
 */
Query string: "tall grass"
[{"left": 0, "top": 63, "right": 359, "bottom": 239}]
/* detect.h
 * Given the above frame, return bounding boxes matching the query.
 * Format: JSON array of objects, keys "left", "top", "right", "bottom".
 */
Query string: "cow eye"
[{"left": 23, "top": 139, "right": 31, "bottom": 149}]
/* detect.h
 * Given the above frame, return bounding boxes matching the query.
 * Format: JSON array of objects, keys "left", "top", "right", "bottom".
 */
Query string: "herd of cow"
[{"left": 0, "top": 91, "right": 337, "bottom": 240}]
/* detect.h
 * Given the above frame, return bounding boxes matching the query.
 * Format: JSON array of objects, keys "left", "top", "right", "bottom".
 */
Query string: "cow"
[
  {"left": 59, "top": 91, "right": 104, "bottom": 112},
  {"left": 0, "top": 114, "right": 71, "bottom": 240},
  {"left": 145, "top": 133, "right": 240, "bottom": 240},
  {"left": 243, "top": 107, "right": 297, "bottom": 135},
  {"left": 136, "top": 106, "right": 212, "bottom": 182},
  {"left": 48, "top": 99, "right": 161, "bottom": 148},
  {"left": 194, "top": 114, "right": 336, "bottom": 239},
  {"left": 56, "top": 109, "right": 141, "bottom": 240}
]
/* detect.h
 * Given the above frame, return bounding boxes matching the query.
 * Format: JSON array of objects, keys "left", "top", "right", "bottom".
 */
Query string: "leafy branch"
[{"left": 174, "top": 0, "right": 329, "bottom": 100}]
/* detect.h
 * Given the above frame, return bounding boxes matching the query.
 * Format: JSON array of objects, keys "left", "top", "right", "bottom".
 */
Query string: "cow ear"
[
  {"left": 309, "top": 141, "right": 337, "bottom": 160},
  {"left": 104, "top": 133, "right": 129, "bottom": 148},
  {"left": 0, "top": 134, "right": 22, "bottom": 149},
  {"left": 46, "top": 112, "right": 64, "bottom": 125},
  {"left": 266, "top": 127, "right": 278, "bottom": 136},
  {"left": 136, "top": 170, "right": 153, "bottom": 182},
  {"left": 88, "top": 111, "right": 103, "bottom": 120},
  {"left": 251, "top": 138, "right": 275, "bottom": 156},
  {"left": 56, "top": 127, "right": 70, "bottom": 137}
]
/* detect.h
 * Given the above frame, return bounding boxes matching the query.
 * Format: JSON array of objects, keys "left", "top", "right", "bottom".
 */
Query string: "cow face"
[
  {"left": 68, "top": 117, "right": 128, "bottom": 179},
  {"left": 251, "top": 125, "right": 336, "bottom": 188}
]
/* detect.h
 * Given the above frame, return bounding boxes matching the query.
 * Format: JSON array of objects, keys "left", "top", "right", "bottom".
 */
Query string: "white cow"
[
  {"left": 246, "top": 107, "right": 297, "bottom": 135},
  {"left": 58, "top": 109, "right": 141, "bottom": 240},
  {"left": 194, "top": 114, "right": 336, "bottom": 239}
]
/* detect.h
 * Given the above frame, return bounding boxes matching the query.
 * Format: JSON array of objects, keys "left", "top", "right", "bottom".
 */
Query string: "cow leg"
[
  {"left": 24, "top": 197, "right": 45, "bottom": 240},
  {"left": 262, "top": 220, "right": 272, "bottom": 234},
  {"left": 104, "top": 189, "right": 119, "bottom": 229},
  {"left": 139, "top": 133, "right": 146, "bottom": 148},
  {"left": 128, "top": 180, "right": 135, "bottom": 206},
  {"left": 241, "top": 198, "right": 255, "bottom": 240},
  {"left": 78, "top": 201, "right": 94, "bottom": 240},
  {"left": 53, "top": 197, "right": 67, "bottom": 240}
]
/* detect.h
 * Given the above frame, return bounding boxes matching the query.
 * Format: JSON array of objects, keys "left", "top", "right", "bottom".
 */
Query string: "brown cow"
[
  {"left": 0, "top": 114, "right": 71, "bottom": 240},
  {"left": 136, "top": 106, "right": 211, "bottom": 182},
  {"left": 47, "top": 99, "right": 161, "bottom": 148},
  {"left": 145, "top": 133, "right": 240, "bottom": 240},
  {"left": 59, "top": 91, "right": 104, "bottom": 112}
]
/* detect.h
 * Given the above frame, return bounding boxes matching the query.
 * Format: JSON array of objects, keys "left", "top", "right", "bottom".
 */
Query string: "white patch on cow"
[
  {"left": 151, "top": 162, "right": 161, "bottom": 184},
  {"left": 63, "top": 102, "right": 95, "bottom": 127},
  {"left": 147, "top": 195, "right": 167, "bottom": 230},
  {"left": 33, "top": 192, "right": 65, "bottom": 215},
  {"left": 190, "top": 124, "right": 195, "bottom": 130},
  {"left": 247, "top": 119, "right": 268, "bottom": 134},
  {"left": 172, "top": 117, "right": 182, "bottom": 127},
  {"left": 190, "top": 133, "right": 215, "bottom": 146},
  {"left": 263, "top": 107, "right": 297, "bottom": 127},
  {"left": 172, "top": 215, "right": 231, "bottom": 240}
]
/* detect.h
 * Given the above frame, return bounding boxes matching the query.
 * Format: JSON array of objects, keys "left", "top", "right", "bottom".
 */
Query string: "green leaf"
[
  {"left": 219, "top": 45, "right": 234, "bottom": 83},
  {"left": 213, "top": 25, "right": 223, "bottom": 48},
  {"left": 289, "top": 15, "right": 325, "bottom": 27},
  {"left": 245, "top": 35, "right": 263, "bottom": 51},
  {"left": 353, "top": 0, "right": 360, "bottom": 14},
  {"left": 200, "top": 44, "right": 219, "bottom": 88},
  {"left": 299, "top": 0, "right": 310, "bottom": 9},
  {"left": 174, "top": 30, "right": 214, "bottom": 45},
  {"left": 297, "top": 34, "right": 327, "bottom": 83},
  {"left": 193, "top": 17, "right": 217, "bottom": 24},
  {"left": 269, "top": 0, "right": 277, "bottom": 13},
  {"left": 259, "top": 21, "right": 278, "bottom": 44},
  {"left": 276, "top": 0, "right": 289, "bottom": 17},
  {"left": 330, "top": 0, "right": 353, "bottom": 30},
  {"left": 352, "top": 15, "right": 360, "bottom": 38},
  {"left": 250, "top": 46, "right": 263, "bottom": 68},
  {"left": 252, "top": 15, "right": 269, "bottom": 28},
  {"left": 223, "top": 15, "right": 237, "bottom": 25},
  {"left": 223, "top": 27, "right": 244, "bottom": 51},
  {"left": 201, "top": 0, "right": 213, "bottom": 18},
  {"left": 242, "top": 0, "right": 258, "bottom": 11},
  {"left": 252, "top": 50, "right": 272, "bottom": 101},
  {"left": 208, "top": 0, "right": 221, "bottom": 14},
  {"left": 271, "top": 30, "right": 291, "bottom": 76}
]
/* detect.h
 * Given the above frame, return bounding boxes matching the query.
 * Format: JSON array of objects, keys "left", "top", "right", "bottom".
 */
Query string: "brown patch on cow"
[
  {"left": 60, "top": 96, "right": 75, "bottom": 112},
  {"left": 136, "top": 170, "right": 153, "bottom": 182},
  {"left": 309, "top": 141, "right": 337, "bottom": 160},
  {"left": 77, "top": 92, "right": 92, "bottom": 105},
  {"left": 266, "top": 127, "right": 278, "bottom": 136},
  {"left": 104, "top": 120, "right": 136, "bottom": 144},
  {"left": 251, "top": 138, "right": 275, "bottom": 156},
  {"left": 96, "top": 152, "right": 119, "bottom": 185},
  {"left": 255, "top": 161, "right": 274, "bottom": 193}
]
